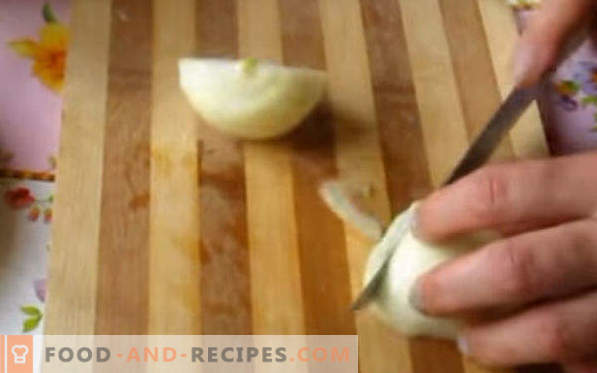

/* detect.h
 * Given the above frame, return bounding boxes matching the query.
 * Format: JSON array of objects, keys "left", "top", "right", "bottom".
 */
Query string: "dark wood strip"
[
  {"left": 438, "top": 0, "right": 515, "bottom": 159},
  {"left": 278, "top": 0, "right": 356, "bottom": 335},
  {"left": 96, "top": 0, "right": 153, "bottom": 334},
  {"left": 361, "top": 1, "right": 469, "bottom": 372},
  {"left": 195, "top": 0, "right": 238, "bottom": 58},
  {"left": 518, "top": 364, "right": 564, "bottom": 373},
  {"left": 410, "top": 339, "right": 465, "bottom": 373},
  {"left": 360, "top": 0, "right": 433, "bottom": 214},
  {"left": 196, "top": 0, "right": 252, "bottom": 334}
]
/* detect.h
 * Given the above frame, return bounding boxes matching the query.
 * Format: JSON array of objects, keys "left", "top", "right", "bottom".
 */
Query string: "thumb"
[{"left": 514, "top": 0, "right": 594, "bottom": 88}]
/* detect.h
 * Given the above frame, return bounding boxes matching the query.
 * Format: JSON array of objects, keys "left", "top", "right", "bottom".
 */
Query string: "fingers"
[
  {"left": 458, "top": 291, "right": 597, "bottom": 366},
  {"left": 514, "top": 0, "right": 594, "bottom": 87},
  {"left": 417, "top": 152, "right": 597, "bottom": 241},
  {"left": 412, "top": 219, "right": 597, "bottom": 315}
]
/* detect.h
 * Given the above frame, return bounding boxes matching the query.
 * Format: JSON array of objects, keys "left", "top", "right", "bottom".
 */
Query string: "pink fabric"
[
  {"left": 0, "top": 0, "right": 68, "bottom": 334},
  {"left": 517, "top": 10, "right": 597, "bottom": 155},
  {"left": 0, "top": 0, "right": 69, "bottom": 172},
  {"left": 537, "top": 38, "right": 597, "bottom": 155}
]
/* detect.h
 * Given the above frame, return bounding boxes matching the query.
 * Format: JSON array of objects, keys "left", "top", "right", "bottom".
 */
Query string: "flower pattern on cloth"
[
  {"left": 553, "top": 61, "right": 597, "bottom": 133},
  {"left": 34, "top": 279, "right": 47, "bottom": 303},
  {"left": 8, "top": 3, "right": 68, "bottom": 92},
  {"left": 1, "top": 1, "right": 68, "bottom": 172},
  {"left": 4, "top": 187, "right": 36, "bottom": 209},
  {"left": 4, "top": 186, "right": 53, "bottom": 224},
  {"left": 0, "top": 2, "right": 65, "bottom": 334},
  {"left": 513, "top": 5, "right": 597, "bottom": 154},
  {"left": 0, "top": 179, "right": 51, "bottom": 333},
  {"left": 574, "top": 61, "right": 597, "bottom": 96}
]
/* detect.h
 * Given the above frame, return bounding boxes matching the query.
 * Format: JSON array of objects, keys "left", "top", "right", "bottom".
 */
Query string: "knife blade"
[
  {"left": 351, "top": 82, "right": 541, "bottom": 311},
  {"left": 442, "top": 83, "right": 542, "bottom": 186}
]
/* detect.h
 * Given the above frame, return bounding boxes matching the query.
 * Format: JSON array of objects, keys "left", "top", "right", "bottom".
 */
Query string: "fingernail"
[
  {"left": 408, "top": 278, "right": 425, "bottom": 313},
  {"left": 457, "top": 334, "right": 470, "bottom": 356},
  {"left": 513, "top": 43, "right": 536, "bottom": 87}
]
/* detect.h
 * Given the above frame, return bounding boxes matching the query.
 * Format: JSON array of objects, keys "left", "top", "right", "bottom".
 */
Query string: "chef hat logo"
[{"left": 11, "top": 344, "right": 29, "bottom": 364}]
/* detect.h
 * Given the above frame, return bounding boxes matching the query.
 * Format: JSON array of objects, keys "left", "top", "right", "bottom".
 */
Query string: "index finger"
[
  {"left": 416, "top": 152, "right": 597, "bottom": 241},
  {"left": 514, "top": 0, "right": 594, "bottom": 87}
]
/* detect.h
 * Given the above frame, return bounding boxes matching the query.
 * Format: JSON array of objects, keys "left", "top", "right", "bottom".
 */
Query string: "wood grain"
[
  {"left": 319, "top": 0, "right": 412, "bottom": 371},
  {"left": 244, "top": 142, "right": 305, "bottom": 333},
  {"left": 279, "top": 0, "right": 355, "bottom": 335},
  {"left": 45, "top": 0, "right": 112, "bottom": 334},
  {"left": 196, "top": 0, "right": 252, "bottom": 335},
  {"left": 410, "top": 339, "right": 464, "bottom": 373},
  {"left": 95, "top": 0, "right": 153, "bottom": 334},
  {"left": 148, "top": 0, "right": 201, "bottom": 334},
  {"left": 397, "top": 0, "right": 471, "bottom": 186},
  {"left": 195, "top": 0, "right": 238, "bottom": 58},
  {"left": 238, "top": 0, "right": 306, "bottom": 334},
  {"left": 360, "top": 0, "right": 433, "bottom": 213},
  {"left": 439, "top": 0, "right": 515, "bottom": 162},
  {"left": 47, "top": 0, "right": 551, "bottom": 371}
]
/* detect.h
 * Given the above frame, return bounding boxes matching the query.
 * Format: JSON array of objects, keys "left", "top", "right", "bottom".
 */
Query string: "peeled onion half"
[{"left": 179, "top": 58, "right": 327, "bottom": 140}]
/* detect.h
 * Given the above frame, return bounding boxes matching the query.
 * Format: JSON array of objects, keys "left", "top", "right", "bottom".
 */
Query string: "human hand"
[
  {"left": 411, "top": 151, "right": 597, "bottom": 371},
  {"left": 514, "top": 0, "right": 594, "bottom": 87}
]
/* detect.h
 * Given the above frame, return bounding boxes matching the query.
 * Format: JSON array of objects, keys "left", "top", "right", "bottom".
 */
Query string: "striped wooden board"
[{"left": 46, "top": 0, "right": 550, "bottom": 372}]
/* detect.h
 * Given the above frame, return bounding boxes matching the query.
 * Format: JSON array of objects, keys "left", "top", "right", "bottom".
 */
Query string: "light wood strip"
[
  {"left": 196, "top": 0, "right": 252, "bottom": 334},
  {"left": 319, "top": 0, "right": 412, "bottom": 371},
  {"left": 45, "top": 0, "right": 111, "bottom": 334},
  {"left": 397, "top": 0, "right": 471, "bottom": 371},
  {"left": 438, "top": 0, "right": 515, "bottom": 163},
  {"left": 397, "top": 0, "right": 470, "bottom": 186},
  {"left": 243, "top": 143, "right": 305, "bottom": 333},
  {"left": 477, "top": 0, "right": 548, "bottom": 159},
  {"left": 279, "top": 0, "right": 356, "bottom": 334},
  {"left": 148, "top": 0, "right": 201, "bottom": 334},
  {"left": 95, "top": 0, "right": 153, "bottom": 334},
  {"left": 439, "top": 3, "right": 518, "bottom": 373},
  {"left": 238, "top": 0, "right": 306, "bottom": 334},
  {"left": 359, "top": 0, "right": 433, "bottom": 213}
]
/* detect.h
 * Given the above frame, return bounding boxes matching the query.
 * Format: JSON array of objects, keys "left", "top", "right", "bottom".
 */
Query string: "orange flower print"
[
  {"left": 8, "top": 3, "right": 68, "bottom": 92},
  {"left": 28, "top": 205, "right": 41, "bottom": 221},
  {"left": 4, "top": 187, "right": 35, "bottom": 209},
  {"left": 44, "top": 207, "right": 53, "bottom": 223},
  {"left": 554, "top": 80, "right": 580, "bottom": 97}
]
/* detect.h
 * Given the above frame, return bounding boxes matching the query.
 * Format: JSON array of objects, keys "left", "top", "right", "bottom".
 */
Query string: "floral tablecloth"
[
  {"left": 514, "top": 9, "right": 597, "bottom": 154},
  {"left": 0, "top": 0, "right": 69, "bottom": 334}
]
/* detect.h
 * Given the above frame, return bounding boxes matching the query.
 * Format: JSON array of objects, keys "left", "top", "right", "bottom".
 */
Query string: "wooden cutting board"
[{"left": 46, "top": 0, "right": 550, "bottom": 372}]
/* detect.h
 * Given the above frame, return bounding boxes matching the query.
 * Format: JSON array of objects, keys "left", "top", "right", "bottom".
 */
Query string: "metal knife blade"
[
  {"left": 351, "top": 83, "right": 541, "bottom": 311},
  {"left": 442, "top": 83, "right": 541, "bottom": 186}
]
